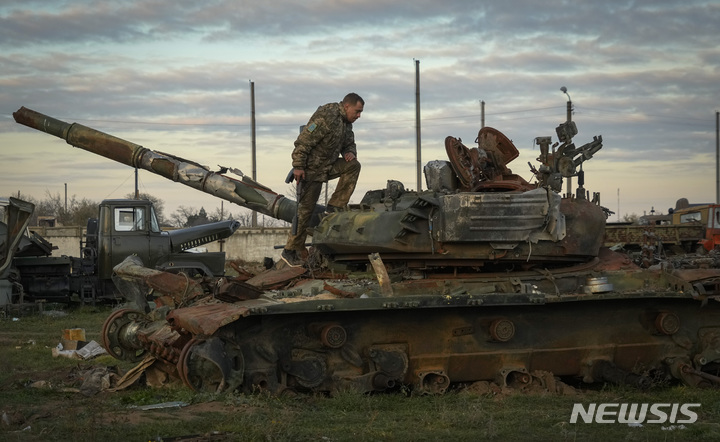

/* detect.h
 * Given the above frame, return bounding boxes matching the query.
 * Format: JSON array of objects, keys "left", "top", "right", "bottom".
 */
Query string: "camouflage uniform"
[{"left": 285, "top": 102, "right": 361, "bottom": 252}]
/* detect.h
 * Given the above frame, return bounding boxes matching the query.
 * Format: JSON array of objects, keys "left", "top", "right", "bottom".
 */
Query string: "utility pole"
[
  {"left": 561, "top": 87, "right": 573, "bottom": 197},
  {"left": 134, "top": 168, "right": 139, "bottom": 199},
  {"left": 219, "top": 201, "right": 225, "bottom": 252},
  {"left": 716, "top": 111, "right": 719, "bottom": 204},
  {"left": 415, "top": 59, "right": 422, "bottom": 192},
  {"left": 480, "top": 100, "right": 485, "bottom": 128},
  {"left": 250, "top": 80, "right": 257, "bottom": 227}
]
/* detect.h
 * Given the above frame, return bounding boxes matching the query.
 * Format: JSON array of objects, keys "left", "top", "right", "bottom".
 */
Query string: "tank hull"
[{"left": 104, "top": 265, "right": 720, "bottom": 394}]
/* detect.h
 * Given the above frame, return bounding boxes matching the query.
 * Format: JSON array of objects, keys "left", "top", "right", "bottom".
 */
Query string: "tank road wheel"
[
  {"left": 416, "top": 370, "right": 450, "bottom": 395},
  {"left": 489, "top": 318, "right": 515, "bottom": 342},
  {"left": 176, "top": 337, "right": 200, "bottom": 387},
  {"left": 655, "top": 311, "right": 680, "bottom": 335},
  {"left": 101, "top": 309, "right": 147, "bottom": 362},
  {"left": 320, "top": 324, "right": 347, "bottom": 349},
  {"left": 177, "top": 337, "right": 244, "bottom": 393}
]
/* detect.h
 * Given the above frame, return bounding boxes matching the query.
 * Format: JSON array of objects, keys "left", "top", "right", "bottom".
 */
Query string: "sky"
[{"left": 1, "top": 0, "right": 719, "bottom": 224}]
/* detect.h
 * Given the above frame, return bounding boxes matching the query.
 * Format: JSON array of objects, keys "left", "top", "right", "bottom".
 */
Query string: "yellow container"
[{"left": 62, "top": 328, "right": 86, "bottom": 341}]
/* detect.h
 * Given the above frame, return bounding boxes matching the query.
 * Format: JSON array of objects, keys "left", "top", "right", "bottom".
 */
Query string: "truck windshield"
[
  {"left": 679, "top": 212, "right": 702, "bottom": 224},
  {"left": 149, "top": 206, "right": 161, "bottom": 233},
  {"left": 115, "top": 207, "right": 145, "bottom": 232}
]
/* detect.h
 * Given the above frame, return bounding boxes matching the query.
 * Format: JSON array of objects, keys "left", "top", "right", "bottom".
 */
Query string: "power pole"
[
  {"left": 561, "top": 87, "right": 573, "bottom": 197},
  {"left": 134, "top": 168, "right": 139, "bottom": 199},
  {"left": 415, "top": 59, "right": 422, "bottom": 192},
  {"left": 250, "top": 80, "right": 257, "bottom": 227},
  {"left": 219, "top": 201, "right": 225, "bottom": 252},
  {"left": 480, "top": 100, "right": 485, "bottom": 128}
]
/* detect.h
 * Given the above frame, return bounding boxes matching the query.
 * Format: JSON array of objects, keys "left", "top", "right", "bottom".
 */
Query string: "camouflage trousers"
[{"left": 285, "top": 157, "right": 361, "bottom": 252}]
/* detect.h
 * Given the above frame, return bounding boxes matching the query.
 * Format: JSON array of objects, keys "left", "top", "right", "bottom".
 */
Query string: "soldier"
[{"left": 281, "top": 93, "right": 364, "bottom": 267}]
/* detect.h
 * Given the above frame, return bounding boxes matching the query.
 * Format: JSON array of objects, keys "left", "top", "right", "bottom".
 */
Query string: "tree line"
[{"left": 4, "top": 191, "right": 287, "bottom": 228}]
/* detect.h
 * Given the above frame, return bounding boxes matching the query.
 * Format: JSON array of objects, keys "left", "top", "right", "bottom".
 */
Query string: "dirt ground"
[
  {"left": 1, "top": 361, "right": 239, "bottom": 441},
  {"left": 1, "top": 357, "right": 578, "bottom": 434}
]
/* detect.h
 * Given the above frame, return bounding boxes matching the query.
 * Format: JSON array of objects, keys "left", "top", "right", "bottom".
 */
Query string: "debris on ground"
[
  {"left": 52, "top": 340, "right": 107, "bottom": 360},
  {"left": 463, "top": 370, "right": 577, "bottom": 396},
  {"left": 50, "top": 328, "right": 107, "bottom": 360},
  {"left": 130, "top": 401, "right": 189, "bottom": 411}
]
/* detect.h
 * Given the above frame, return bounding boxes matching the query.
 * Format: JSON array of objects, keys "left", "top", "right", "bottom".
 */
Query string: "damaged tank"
[{"left": 13, "top": 106, "right": 720, "bottom": 394}]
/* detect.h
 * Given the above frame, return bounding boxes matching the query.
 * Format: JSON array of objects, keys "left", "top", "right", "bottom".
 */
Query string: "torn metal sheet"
[{"left": 246, "top": 266, "right": 307, "bottom": 290}]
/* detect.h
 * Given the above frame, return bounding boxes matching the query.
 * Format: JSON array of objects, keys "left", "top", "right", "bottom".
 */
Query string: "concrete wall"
[
  {"left": 29, "top": 226, "right": 291, "bottom": 263},
  {"left": 223, "top": 228, "right": 289, "bottom": 262},
  {"left": 29, "top": 226, "right": 86, "bottom": 258}
]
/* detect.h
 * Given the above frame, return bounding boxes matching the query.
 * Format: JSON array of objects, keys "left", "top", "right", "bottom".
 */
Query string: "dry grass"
[{"left": 1, "top": 306, "right": 719, "bottom": 441}]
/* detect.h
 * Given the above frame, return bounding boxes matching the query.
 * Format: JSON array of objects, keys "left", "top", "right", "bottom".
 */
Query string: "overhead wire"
[{"left": 3, "top": 103, "right": 716, "bottom": 132}]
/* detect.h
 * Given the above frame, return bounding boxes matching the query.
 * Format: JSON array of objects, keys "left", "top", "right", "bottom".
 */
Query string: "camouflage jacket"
[{"left": 291, "top": 102, "right": 357, "bottom": 182}]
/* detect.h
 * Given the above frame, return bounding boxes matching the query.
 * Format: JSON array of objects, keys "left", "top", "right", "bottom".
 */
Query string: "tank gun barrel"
[{"left": 13, "top": 106, "right": 305, "bottom": 224}]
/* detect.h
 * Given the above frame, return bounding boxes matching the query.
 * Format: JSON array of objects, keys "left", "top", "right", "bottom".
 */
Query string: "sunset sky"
[{"left": 2, "top": 0, "right": 718, "bottom": 224}]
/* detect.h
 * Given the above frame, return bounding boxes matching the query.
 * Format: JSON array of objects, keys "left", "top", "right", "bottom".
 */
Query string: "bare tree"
[
  {"left": 622, "top": 213, "right": 639, "bottom": 223},
  {"left": 30, "top": 191, "right": 98, "bottom": 227},
  {"left": 171, "top": 205, "right": 241, "bottom": 227},
  {"left": 171, "top": 206, "right": 200, "bottom": 228},
  {"left": 124, "top": 192, "right": 167, "bottom": 226},
  {"left": 1, "top": 192, "right": 101, "bottom": 227}
]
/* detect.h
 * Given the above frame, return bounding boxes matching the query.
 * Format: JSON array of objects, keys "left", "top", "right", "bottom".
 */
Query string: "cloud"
[{"left": 1, "top": 0, "right": 718, "bottom": 221}]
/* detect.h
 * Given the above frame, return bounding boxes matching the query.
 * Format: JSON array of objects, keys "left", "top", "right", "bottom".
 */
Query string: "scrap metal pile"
[{"left": 13, "top": 106, "right": 720, "bottom": 395}]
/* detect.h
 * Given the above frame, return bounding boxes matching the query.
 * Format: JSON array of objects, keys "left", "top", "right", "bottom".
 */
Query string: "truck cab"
[
  {"left": 86, "top": 199, "right": 237, "bottom": 300},
  {"left": 671, "top": 203, "right": 720, "bottom": 252},
  {"left": 9, "top": 198, "right": 239, "bottom": 304},
  {"left": 94, "top": 199, "right": 166, "bottom": 285}
]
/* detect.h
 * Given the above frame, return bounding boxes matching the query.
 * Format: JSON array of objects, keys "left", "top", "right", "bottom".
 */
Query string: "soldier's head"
[{"left": 342, "top": 93, "right": 364, "bottom": 123}]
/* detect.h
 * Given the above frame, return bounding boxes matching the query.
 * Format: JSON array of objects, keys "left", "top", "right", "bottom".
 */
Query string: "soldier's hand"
[
  {"left": 293, "top": 169, "right": 306, "bottom": 181},
  {"left": 344, "top": 152, "right": 356, "bottom": 162}
]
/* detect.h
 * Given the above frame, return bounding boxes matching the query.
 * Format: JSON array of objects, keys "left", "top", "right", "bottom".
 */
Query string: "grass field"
[{"left": 1, "top": 305, "right": 719, "bottom": 441}]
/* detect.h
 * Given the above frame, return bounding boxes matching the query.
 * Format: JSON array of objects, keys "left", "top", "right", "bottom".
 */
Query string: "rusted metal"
[
  {"left": 97, "top": 260, "right": 720, "bottom": 395},
  {"left": 113, "top": 255, "right": 205, "bottom": 306},
  {"left": 213, "top": 278, "right": 263, "bottom": 302},
  {"left": 322, "top": 282, "right": 357, "bottom": 298},
  {"left": 655, "top": 311, "right": 681, "bottom": 335},
  {"left": 604, "top": 223, "right": 705, "bottom": 250},
  {"left": 369, "top": 253, "right": 393, "bottom": 296},
  {"left": 319, "top": 324, "right": 347, "bottom": 348},
  {"left": 228, "top": 261, "right": 255, "bottom": 280},
  {"left": 488, "top": 319, "right": 515, "bottom": 342},
  {"left": 245, "top": 265, "right": 307, "bottom": 290},
  {"left": 681, "top": 364, "right": 720, "bottom": 386},
  {"left": 166, "top": 300, "right": 251, "bottom": 336},
  {"left": 445, "top": 133, "right": 528, "bottom": 192},
  {"left": 177, "top": 336, "right": 244, "bottom": 392},
  {"left": 101, "top": 309, "right": 150, "bottom": 362}
]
